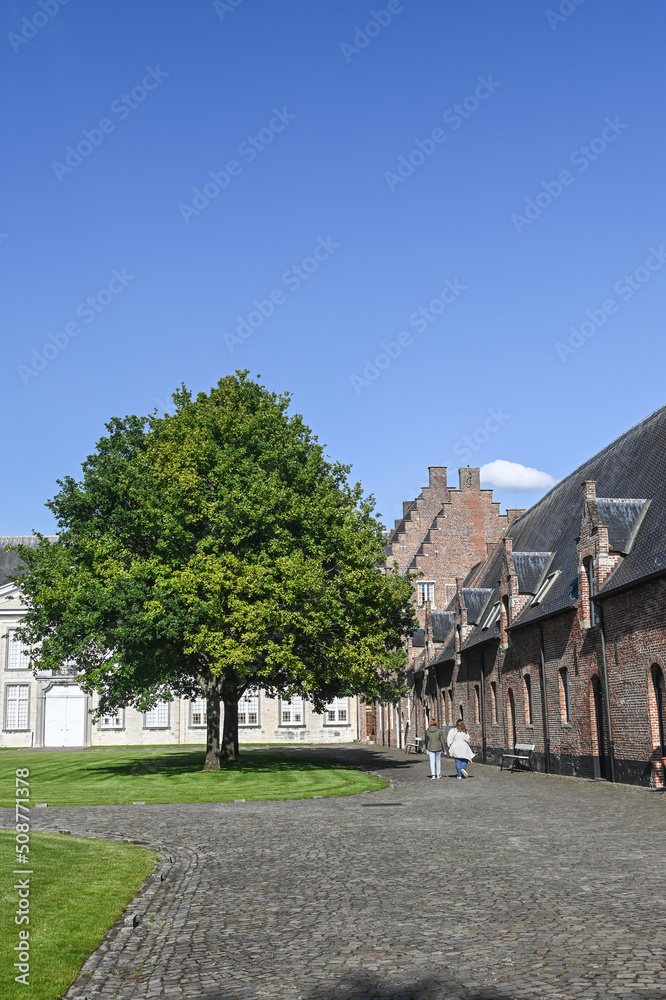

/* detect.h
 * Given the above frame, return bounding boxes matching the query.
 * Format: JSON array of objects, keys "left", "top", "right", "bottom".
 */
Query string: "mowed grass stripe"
[
  {"left": 0, "top": 830, "right": 157, "bottom": 1000},
  {"left": 0, "top": 749, "right": 387, "bottom": 806}
]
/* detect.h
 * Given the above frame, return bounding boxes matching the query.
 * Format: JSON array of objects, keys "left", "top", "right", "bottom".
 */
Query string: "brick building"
[{"left": 373, "top": 406, "right": 666, "bottom": 788}]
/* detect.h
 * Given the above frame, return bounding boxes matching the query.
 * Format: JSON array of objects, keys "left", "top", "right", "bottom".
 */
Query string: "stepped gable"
[
  {"left": 407, "top": 467, "right": 508, "bottom": 591},
  {"left": 462, "top": 403, "right": 666, "bottom": 638},
  {"left": 384, "top": 466, "right": 450, "bottom": 574}
]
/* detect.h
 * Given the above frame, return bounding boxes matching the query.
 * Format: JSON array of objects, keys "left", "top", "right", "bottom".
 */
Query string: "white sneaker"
[
  {"left": 430, "top": 775, "right": 436, "bottom": 779},
  {"left": 461, "top": 768, "right": 468, "bottom": 778},
  {"left": 456, "top": 775, "right": 462, "bottom": 779},
  {"left": 436, "top": 775, "right": 441, "bottom": 779}
]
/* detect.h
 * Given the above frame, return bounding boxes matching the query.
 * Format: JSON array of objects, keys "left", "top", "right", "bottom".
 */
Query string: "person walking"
[
  {"left": 447, "top": 719, "right": 474, "bottom": 779},
  {"left": 424, "top": 716, "right": 446, "bottom": 779}
]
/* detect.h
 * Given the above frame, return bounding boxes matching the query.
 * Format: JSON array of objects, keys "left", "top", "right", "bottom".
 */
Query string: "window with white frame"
[
  {"left": 190, "top": 698, "right": 207, "bottom": 727},
  {"left": 238, "top": 689, "right": 259, "bottom": 726},
  {"left": 532, "top": 572, "right": 558, "bottom": 606},
  {"left": 483, "top": 602, "right": 501, "bottom": 629},
  {"left": 280, "top": 695, "right": 304, "bottom": 725},
  {"left": 417, "top": 582, "right": 435, "bottom": 607},
  {"left": 6, "top": 630, "right": 30, "bottom": 670},
  {"left": 145, "top": 700, "right": 170, "bottom": 728},
  {"left": 99, "top": 710, "right": 124, "bottom": 730},
  {"left": 324, "top": 697, "right": 348, "bottom": 724},
  {"left": 5, "top": 684, "right": 29, "bottom": 730}
]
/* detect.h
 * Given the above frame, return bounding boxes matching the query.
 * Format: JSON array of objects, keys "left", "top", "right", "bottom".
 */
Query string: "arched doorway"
[
  {"left": 506, "top": 687, "right": 517, "bottom": 749},
  {"left": 590, "top": 675, "right": 607, "bottom": 779}
]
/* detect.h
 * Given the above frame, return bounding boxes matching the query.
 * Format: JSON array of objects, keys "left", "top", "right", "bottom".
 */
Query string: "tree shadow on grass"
[
  {"left": 281, "top": 744, "right": 426, "bottom": 775},
  {"left": 200, "top": 974, "right": 518, "bottom": 1000},
  {"left": 86, "top": 750, "right": 364, "bottom": 778}
]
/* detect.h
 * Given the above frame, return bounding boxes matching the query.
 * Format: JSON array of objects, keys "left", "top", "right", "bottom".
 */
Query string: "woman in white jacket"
[{"left": 447, "top": 719, "right": 474, "bottom": 779}]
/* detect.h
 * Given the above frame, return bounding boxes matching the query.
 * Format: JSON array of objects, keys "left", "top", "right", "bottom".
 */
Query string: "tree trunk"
[
  {"left": 203, "top": 689, "right": 222, "bottom": 771},
  {"left": 221, "top": 692, "right": 239, "bottom": 762}
]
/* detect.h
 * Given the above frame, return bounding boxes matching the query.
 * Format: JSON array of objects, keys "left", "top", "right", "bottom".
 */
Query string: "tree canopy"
[{"left": 15, "top": 373, "right": 416, "bottom": 766}]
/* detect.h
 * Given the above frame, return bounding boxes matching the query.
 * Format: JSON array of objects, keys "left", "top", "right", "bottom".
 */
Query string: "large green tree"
[{"left": 15, "top": 373, "right": 416, "bottom": 767}]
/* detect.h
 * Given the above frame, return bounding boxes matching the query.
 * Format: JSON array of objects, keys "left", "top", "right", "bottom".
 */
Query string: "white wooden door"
[{"left": 44, "top": 686, "right": 86, "bottom": 746}]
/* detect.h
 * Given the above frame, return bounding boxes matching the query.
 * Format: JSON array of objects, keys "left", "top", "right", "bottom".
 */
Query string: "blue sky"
[{"left": 3, "top": 0, "right": 666, "bottom": 532}]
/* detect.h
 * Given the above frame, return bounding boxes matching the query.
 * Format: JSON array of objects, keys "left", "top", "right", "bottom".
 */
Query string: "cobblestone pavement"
[{"left": 3, "top": 746, "right": 666, "bottom": 1000}]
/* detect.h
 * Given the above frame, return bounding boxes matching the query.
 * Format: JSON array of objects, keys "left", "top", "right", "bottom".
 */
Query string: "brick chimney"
[
  {"left": 459, "top": 467, "right": 480, "bottom": 491},
  {"left": 428, "top": 466, "right": 447, "bottom": 489},
  {"left": 506, "top": 508, "right": 525, "bottom": 524},
  {"left": 583, "top": 481, "right": 597, "bottom": 501}
]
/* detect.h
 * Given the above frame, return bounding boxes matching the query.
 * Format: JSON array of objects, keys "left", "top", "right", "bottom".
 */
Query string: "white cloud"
[{"left": 480, "top": 460, "right": 557, "bottom": 491}]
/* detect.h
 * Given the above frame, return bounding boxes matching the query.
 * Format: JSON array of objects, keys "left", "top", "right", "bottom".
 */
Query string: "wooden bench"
[
  {"left": 500, "top": 743, "right": 535, "bottom": 772},
  {"left": 405, "top": 738, "right": 425, "bottom": 755}
]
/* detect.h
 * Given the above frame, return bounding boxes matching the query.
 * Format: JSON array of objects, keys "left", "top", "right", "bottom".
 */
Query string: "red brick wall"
[{"left": 452, "top": 576, "right": 666, "bottom": 786}]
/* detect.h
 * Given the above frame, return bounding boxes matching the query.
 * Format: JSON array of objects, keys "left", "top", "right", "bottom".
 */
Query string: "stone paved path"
[{"left": 3, "top": 746, "right": 666, "bottom": 1000}]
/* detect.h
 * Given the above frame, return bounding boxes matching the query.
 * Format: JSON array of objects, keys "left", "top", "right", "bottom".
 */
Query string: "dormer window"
[
  {"left": 532, "top": 572, "right": 558, "bottom": 606},
  {"left": 417, "top": 582, "right": 435, "bottom": 607},
  {"left": 483, "top": 602, "right": 500, "bottom": 629}
]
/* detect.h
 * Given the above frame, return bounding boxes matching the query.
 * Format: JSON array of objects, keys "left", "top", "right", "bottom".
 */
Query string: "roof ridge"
[{"left": 511, "top": 402, "right": 666, "bottom": 524}]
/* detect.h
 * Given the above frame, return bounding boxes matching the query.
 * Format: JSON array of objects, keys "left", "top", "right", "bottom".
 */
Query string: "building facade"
[
  {"left": 0, "top": 539, "right": 360, "bottom": 748},
  {"left": 372, "top": 406, "right": 666, "bottom": 787}
]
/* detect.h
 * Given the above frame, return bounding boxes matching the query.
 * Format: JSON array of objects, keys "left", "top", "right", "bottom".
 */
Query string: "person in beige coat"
[{"left": 447, "top": 719, "right": 475, "bottom": 779}]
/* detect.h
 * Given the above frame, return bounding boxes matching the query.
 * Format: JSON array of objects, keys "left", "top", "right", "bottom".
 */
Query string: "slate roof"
[
  {"left": 462, "top": 588, "right": 493, "bottom": 624},
  {"left": 411, "top": 628, "right": 425, "bottom": 648},
  {"left": 461, "top": 403, "right": 666, "bottom": 642},
  {"left": 512, "top": 552, "right": 553, "bottom": 594},
  {"left": 0, "top": 536, "right": 57, "bottom": 588},
  {"left": 430, "top": 635, "right": 456, "bottom": 667},
  {"left": 596, "top": 499, "right": 648, "bottom": 554},
  {"left": 431, "top": 610, "right": 454, "bottom": 641}
]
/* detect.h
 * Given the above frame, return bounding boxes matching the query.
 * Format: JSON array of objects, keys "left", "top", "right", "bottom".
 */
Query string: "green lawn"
[
  {"left": 0, "top": 829, "right": 158, "bottom": 1000},
  {"left": 0, "top": 748, "right": 387, "bottom": 806}
]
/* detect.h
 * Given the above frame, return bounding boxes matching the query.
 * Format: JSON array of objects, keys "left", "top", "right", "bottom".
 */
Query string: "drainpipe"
[
  {"left": 596, "top": 603, "right": 617, "bottom": 783},
  {"left": 539, "top": 626, "right": 551, "bottom": 774},
  {"left": 479, "top": 652, "right": 487, "bottom": 764}
]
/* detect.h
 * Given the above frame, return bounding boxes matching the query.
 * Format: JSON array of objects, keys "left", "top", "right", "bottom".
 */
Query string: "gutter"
[
  {"left": 596, "top": 604, "right": 617, "bottom": 783},
  {"left": 593, "top": 565, "right": 666, "bottom": 602},
  {"left": 538, "top": 626, "right": 551, "bottom": 774}
]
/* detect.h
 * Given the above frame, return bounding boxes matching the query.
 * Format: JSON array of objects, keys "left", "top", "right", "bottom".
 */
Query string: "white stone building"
[{"left": 0, "top": 538, "right": 359, "bottom": 749}]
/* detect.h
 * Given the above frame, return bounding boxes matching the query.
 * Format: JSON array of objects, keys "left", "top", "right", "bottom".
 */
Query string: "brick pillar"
[{"left": 428, "top": 466, "right": 447, "bottom": 489}]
